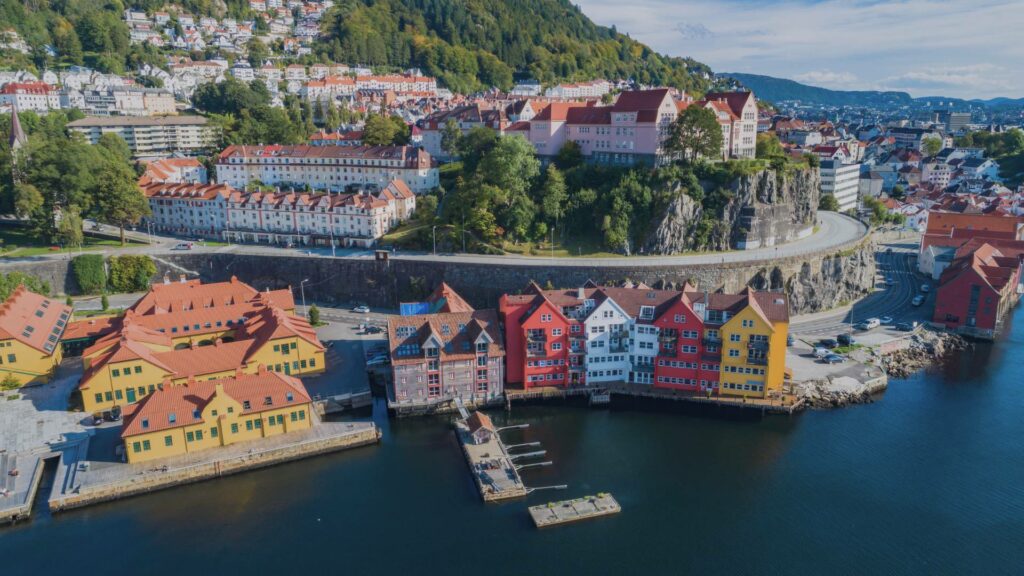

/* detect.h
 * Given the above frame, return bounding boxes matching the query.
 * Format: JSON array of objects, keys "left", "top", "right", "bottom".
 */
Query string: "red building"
[
  {"left": 499, "top": 289, "right": 577, "bottom": 388},
  {"left": 933, "top": 241, "right": 1024, "bottom": 339}
]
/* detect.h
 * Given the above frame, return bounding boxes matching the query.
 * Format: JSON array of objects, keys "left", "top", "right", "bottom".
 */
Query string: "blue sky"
[{"left": 575, "top": 0, "right": 1024, "bottom": 99}]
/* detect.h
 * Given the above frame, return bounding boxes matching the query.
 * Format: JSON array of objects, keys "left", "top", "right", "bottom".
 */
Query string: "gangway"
[
  {"left": 509, "top": 450, "right": 546, "bottom": 461},
  {"left": 515, "top": 461, "right": 553, "bottom": 471},
  {"left": 505, "top": 442, "right": 542, "bottom": 450},
  {"left": 453, "top": 397, "right": 470, "bottom": 420}
]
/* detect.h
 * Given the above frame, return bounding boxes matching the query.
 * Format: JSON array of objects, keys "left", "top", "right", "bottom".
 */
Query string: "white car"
[
  {"left": 920, "top": 284, "right": 931, "bottom": 293},
  {"left": 912, "top": 294, "right": 925, "bottom": 306},
  {"left": 352, "top": 305, "right": 370, "bottom": 313},
  {"left": 172, "top": 242, "right": 194, "bottom": 250},
  {"left": 813, "top": 347, "right": 830, "bottom": 359},
  {"left": 862, "top": 318, "right": 881, "bottom": 329}
]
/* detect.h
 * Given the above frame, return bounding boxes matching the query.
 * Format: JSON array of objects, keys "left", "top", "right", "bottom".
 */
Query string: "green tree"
[
  {"left": 97, "top": 133, "right": 132, "bottom": 164},
  {"left": 101, "top": 293, "right": 109, "bottom": 311},
  {"left": 666, "top": 106, "right": 724, "bottom": 163},
  {"left": 441, "top": 118, "right": 462, "bottom": 158},
  {"left": 540, "top": 164, "right": 567, "bottom": 226},
  {"left": 93, "top": 157, "right": 150, "bottom": 245},
  {"left": 756, "top": 133, "right": 785, "bottom": 159},
  {"left": 820, "top": 194, "right": 840, "bottom": 211},
  {"left": 555, "top": 141, "right": 583, "bottom": 169},
  {"left": 922, "top": 135, "right": 943, "bottom": 157},
  {"left": 308, "top": 304, "right": 321, "bottom": 325},
  {"left": 55, "top": 208, "right": 84, "bottom": 247},
  {"left": 247, "top": 39, "right": 270, "bottom": 68},
  {"left": 415, "top": 195, "right": 438, "bottom": 223},
  {"left": 71, "top": 254, "right": 106, "bottom": 295},
  {"left": 891, "top": 185, "right": 906, "bottom": 200},
  {"left": 362, "top": 114, "right": 399, "bottom": 145},
  {"left": 13, "top": 183, "right": 44, "bottom": 218}
]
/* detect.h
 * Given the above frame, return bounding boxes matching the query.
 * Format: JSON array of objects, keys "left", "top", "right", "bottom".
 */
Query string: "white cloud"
[
  {"left": 793, "top": 70, "right": 859, "bottom": 88},
  {"left": 574, "top": 0, "right": 1024, "bottom": 98}
]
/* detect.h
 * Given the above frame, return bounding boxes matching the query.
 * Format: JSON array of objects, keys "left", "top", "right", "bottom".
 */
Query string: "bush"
[
  {"left": 308, "top": 304, "right": 321, "bottom": 326},
  {"left": 101, "top": 293, "right": 109, "bottom": 311},
  {"left": 108, "top": 255, "right": 157, "bottom": 293},
  {"left": 0, "top": 272, "right": 50, "bottom": 300},
  {"left": 1, "top": 373, "right": 21, "bottom": 391},
  {"left": 71, "top": 254, "right": 107, "bottom": 295}
]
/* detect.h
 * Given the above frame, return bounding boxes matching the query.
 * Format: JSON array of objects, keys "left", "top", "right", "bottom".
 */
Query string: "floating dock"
[
  {"left": 454, "top": 417, "right": 528, "bottom": 502},
  {"left": 529, "top": 493, "right": 621, "bottom": 528}
]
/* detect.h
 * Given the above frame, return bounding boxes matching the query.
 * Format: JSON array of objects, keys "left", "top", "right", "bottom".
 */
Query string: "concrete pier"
[
  {"left": 48, "top": 420, "right": 380, "bottom": 513},
  {"left": 529, "top": 493, "right": 621, "bottom": 528},
  {"left": 454, "top": 419, "right": 528, "bottom": 502},
  {"left": 0, "top": 453, "right": 45, "bottom": 524}
]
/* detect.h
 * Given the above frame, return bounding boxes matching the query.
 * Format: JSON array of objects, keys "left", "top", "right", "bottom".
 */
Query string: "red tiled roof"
[
  {"left": 387, "top": 309, "right": 503, "bottom": 366},
  {"left": 121, "top": 368, "right": 311, "bottom": 437},
  {"left": 0, "top": 286, "right": 71, "bottom": 354}
]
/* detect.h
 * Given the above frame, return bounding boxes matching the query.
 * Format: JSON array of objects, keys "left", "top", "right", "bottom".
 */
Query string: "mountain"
[
  {"left": 314, "top": 0, "right": 714, "bottom": 94},
  {"left": 721, "top": 73, "right": 913, "bottom": 107}
]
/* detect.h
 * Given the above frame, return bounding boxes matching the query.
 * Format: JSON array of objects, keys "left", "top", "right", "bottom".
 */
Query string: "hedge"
[
  {"left": 0, "top": 272, "right": 51, "bottom": 300},
  {"left": 108, "top": 255, "right": 157, "bottom": 293},
  {"left": 71, "top": 254, "right": 107, "bottom": 295}
]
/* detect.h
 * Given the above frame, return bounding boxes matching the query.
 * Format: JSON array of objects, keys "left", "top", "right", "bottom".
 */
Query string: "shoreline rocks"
[
  {"left": 879, "top": 330, "right": 970, "bottom": 378},
  {"left": 793, "top": 375, "right": 887, "bottom": 409}
]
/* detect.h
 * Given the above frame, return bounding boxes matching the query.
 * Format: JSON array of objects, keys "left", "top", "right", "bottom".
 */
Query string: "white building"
[
  {"left": 142, "top": 179, "right": 416, "bottom": 247},
  {"left": 583, "top": 297, "right": 632, "bottom": 386},
  {"left": 215, "top": 144, "right": 439, "bottom": 194},
  {"left": 544, "top": 80, "right": 611, "bottom": 99},
  {"left": 0, "top": 82, "right": 61, "bottom": 112},
  {"left": 820, "top": 159, "right": 862, "bottom": 213},
  {"left": 66, "top": 115, "right": 220, "bottom": 157}
]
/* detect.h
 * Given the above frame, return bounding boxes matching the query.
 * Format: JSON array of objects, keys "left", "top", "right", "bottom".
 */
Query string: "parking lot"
[{"left": 301, "top": 304, "right": 391, "bottom": 399}]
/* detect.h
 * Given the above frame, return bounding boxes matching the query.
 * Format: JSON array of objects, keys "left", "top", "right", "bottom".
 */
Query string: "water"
[{"left": 3, "top": 309, "right": 1024, "bottom": 575}]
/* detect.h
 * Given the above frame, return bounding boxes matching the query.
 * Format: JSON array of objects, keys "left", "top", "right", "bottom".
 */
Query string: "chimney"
[
  {"left": 235, "top": 366, "right": 244, "bottom": 378},
  {"left": 179, "top": 274, "right": 186, "bottom": 283},
  {"left": 163, "top": 273, "right": 171, "bottom": 284},
  {"left": 577, "top": 287, "right": 585, "bottom": 300},
  {"left": 258, "top": 363, "right": 267, "bottom": 375}
]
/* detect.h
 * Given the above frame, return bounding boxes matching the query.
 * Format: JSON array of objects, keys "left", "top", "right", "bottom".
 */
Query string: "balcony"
[
  {"left": 701, "top": 351, "right": 722, "bottom": 362},
  {"left": 632, "top": 364, "right": 655, "bottom": 373},
  {"left": 657, "top": 348, "right": 678, "bottom": 358},
  {"left": 526, "top": 348, "right": 547, "bottom": 358},
  {"left": 746, "top": 357, "right": 768, "bottom": 366},
  {"left": 702, "top": 337, "right": 722, "bottom": 347},
  {"left": 747, "top": 340, "right": 769, "bottom": 350},
  {"left": 527, "top": 333, "right": 547, "bottom": 343}
]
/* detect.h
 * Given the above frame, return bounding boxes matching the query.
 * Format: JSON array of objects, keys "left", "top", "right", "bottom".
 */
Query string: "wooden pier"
[
  {"left": 529, "top": 493, "right": 621, "bottom": 528},
  {"left": 454, "top": 416, "right": 528, "bottom": 502}
]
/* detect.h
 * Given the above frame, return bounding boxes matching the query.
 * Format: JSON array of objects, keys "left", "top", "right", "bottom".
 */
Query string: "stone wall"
[{"left": 156, "top": 240, "right": 874, "bottom": 315}]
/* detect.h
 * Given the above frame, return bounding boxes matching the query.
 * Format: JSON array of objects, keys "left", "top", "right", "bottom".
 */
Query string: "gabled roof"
[
  {"left": 386, "top": 309, "right": 503, "bottom": 366},
  {"left": 0, "top": 286, "right": 71, "bottom": 354},
  {"left": 121, "top": 368, "right": 311, "bottom": 437},
  {"left": 703, "top": 91, "right": 754, "bottom": 118},
  {"left": 426, "top": 282, "right": 475, "bottom": 313}
]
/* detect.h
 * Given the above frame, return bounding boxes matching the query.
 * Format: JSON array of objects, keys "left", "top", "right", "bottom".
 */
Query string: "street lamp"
[
  {"left": 300, "top": 278, "right": 309, "bottom": 319},
  {"left": 432, "top": 225, "right": 438, "bottom": 255}
]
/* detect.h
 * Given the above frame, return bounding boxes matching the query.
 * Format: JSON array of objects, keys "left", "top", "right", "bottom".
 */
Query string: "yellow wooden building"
[
  {"left": 120, "top": 368, "right": 313, "bottom": 464},
  {"left": 714, "top": 289, "right": 789, "bottom": 399},
  {"left": 77, "top": 279, "right": 323, "bottom": 414},
  {"left": 0, "top": 286, "right": 72, "bottom": 386}
]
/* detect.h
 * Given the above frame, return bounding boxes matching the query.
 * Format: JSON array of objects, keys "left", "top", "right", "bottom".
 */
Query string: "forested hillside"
[{"left": 316, "top": 0, "right": 713, "bottom": 93}]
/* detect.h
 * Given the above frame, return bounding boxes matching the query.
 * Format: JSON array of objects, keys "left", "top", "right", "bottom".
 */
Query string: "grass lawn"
[
  {"left": 74, "top": 308, "right": 124, "bottom": 319},
  {"left": 0, "top": 228, "right": 145, "bottom": 258}
]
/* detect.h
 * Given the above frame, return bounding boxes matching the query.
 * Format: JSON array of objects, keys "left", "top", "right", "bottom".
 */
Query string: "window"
[
  {"left": 246, "top": 420, "right": 253, "bottom": 431},
  {"left": 134, "top": 366, "right": 142, "bottom": 374},
  {"left": 141, "top": 418, "right": 150, "bottom": 429},
  {"left": 552, "top": 328, "right": 563, "bottom": 336},
  {"left": 195, "top": 430, "right": 204, "bottom": 440},
  {"left": 730, "top": 334, "right": 741, "bottom": 342},
  {"left": 552, "top": 343, "right": 562, "bottom": 351},
  {"left": 164, "top": 435, "right": 173, "bottom": 447},
  {"left": 211, "top": 427, "right": 219, "bottom": 438},
  {"left": 729, "top": 349, "right": 740, "bottom": 357},
  {"left": 254, "top": 419, "right": 262, "bottom": 429},
  {"left": 142, "top": 440, "right": 151, "bottom": 451},
  {"left": 674, "top": 314, "right": 686, "bottom": 323},
  {"left": 132, "top": 441, "right": 141, "bottom": 453},
  {"left": 186, "top": 431, "right": 195, "bottom": 442},
  {"left": 112, "top": 369, "right": 120, "bottom": 377},
  {"left": 291, "top": 411, "right": 298, "bottom": 422},
  {"left": 639, "top": 306, "right": 655, "bottom": 320},
  {"left": 540, "top": 314, "right": 552, "bottom": 323},
  {"left": 243, "top": 400, "right": 251, "bottom": 409},
  {"left": 231, "top": 423, "right": 239, "bottom": 434}
]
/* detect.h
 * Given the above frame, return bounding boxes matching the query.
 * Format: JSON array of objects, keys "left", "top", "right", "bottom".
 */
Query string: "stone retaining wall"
[{"left": 49, "top": 426, "right": 379, "bottom": 512}]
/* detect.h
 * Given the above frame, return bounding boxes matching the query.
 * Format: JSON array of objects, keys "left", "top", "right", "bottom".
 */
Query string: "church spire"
[{"left": 9, "top": 103, "right": 27, "bottom": 152}]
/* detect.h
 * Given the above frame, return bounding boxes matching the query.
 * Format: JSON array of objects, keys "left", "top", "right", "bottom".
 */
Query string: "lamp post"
[
  {"left": 300, "top": 278, "right": 309, "bottom": 319},
  {"left": 432, "top": 225, "right": 438, "bottom": 255}
]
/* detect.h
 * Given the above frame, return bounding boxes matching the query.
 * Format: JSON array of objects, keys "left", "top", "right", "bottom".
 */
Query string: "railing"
[
  {"left": 702, "top": 337, "right": 722, "bottom": 347},
  {"left": 657, "top": 349, "right": 678, "bottom": 358},
  {"left": 747, "top": 340, "right": 769, "bottom": 350},
  {"left": 701, "top": 352, "right": 722, "bottom": 362},
  {"left": 527, "top": 333, "right": 547, "bottom": 343},
  {"left": 746, "top": 357, "right": 768, "bottom": 366}
]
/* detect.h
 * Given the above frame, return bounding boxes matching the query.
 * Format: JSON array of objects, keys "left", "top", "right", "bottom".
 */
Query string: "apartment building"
[
  {"left": 420, "top": 104, "right": 510, "bottom": 160},
  {"left": 702, "top": 91, "right": 758, "bottom": 159},
  {"left": 544, "top": 80, "right": 612, "bottom": 99},
  {"left": 933, "top": 241, "right": 1024, "bottom": 340},
  {"left": 215, "top": 144, "right": 439, "bottom": 194},
  {"left": 142, "top": 179, "right": 416, "bottom": 246},
  {"left": 820, "top": 159, "right": 862, "bottom": 212},
  {"left": 66, "top": 115, "right": 220, "bottom": 157},
  {"left": 386, "top": 286, "right": 505, "bottom": 415},
  {"left": 120, "top": 368, "right": 313, "bottom": 463},
  {"left": 499, "top": 283, "right": 789, "bottom": 399},
  {"left": 0, "top": 81, "right": 61, "bottom": 112},
  {"left": 0, "top": 286, "right": 71, "bottom": 385}
]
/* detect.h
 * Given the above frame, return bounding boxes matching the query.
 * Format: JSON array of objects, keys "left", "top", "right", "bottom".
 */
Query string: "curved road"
[{"left": 0, "top": 212, "right": 865, "bottom": 270}]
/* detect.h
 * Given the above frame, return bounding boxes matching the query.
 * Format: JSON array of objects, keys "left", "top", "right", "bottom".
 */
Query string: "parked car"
[
  {"left": 837, "top": 333, "right": 857, "bottom": 346},
  {"left": 823, "top": 354, "right": 845, "bottom": 365},
  {"left": 365, "top": 355, "right": 390, "bottom": 366},
  {"left": 818, "top": 338, "right": 839, "bottom": 349},
  {"left": 352, "top": 305, "right": 370, "bottom": 313},
  {"left": 879, "top": 316, "right": 894, "bottom": 325},
  {"left": 172, "top": 242, "right": 194, "bottom": 250},
  {"left": 103, "top": 406, "right": 122, "bottom": 422},
  {"left": 920, "top": 283, "right": 931, "bottom": 293},
  {"left": 813, "top": 347, "right": 830, "bottom": 359},
  {"left": 885, "top": 276, "right": 895, "bottom": 286},
  {"left": 92, "top": 412, "right": 104, "bottom": 426},
  {"left": 364, "top": 325, "right": 383, "bottom": 334},
  {"left": 786, "top": 334, "right": 795, "bottom": 346},
  {"left": 912, "top": 294, "right": 925, "bottom": 306},
  {"left": 863, "top": 318, "right": 881, "bottom": 329},
  {"left": 886, "top": 247, "right": 894, "bottom": 254},
  {"left": 895, "top": 321, "right": 918, "bottom": 332},
  {"left": 854, "top": 322, "right": 870, "bottom": 331}
]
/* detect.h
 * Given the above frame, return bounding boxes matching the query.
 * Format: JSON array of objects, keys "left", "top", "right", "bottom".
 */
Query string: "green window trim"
[{"left": 164, "top": 436, "right": 173, "bottom": 447}]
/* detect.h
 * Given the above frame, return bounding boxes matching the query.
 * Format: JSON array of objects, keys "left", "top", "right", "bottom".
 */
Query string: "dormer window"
[
  {"left": 639, "top": 306, "right": 655, "bottom": 321},
  {"left": 242, "top": 400, "right": 251, "bottom": 409},
  {"left": 141, "top": 418, "right": 149, "bottom": 429},
  {"left": 264, "top": 396, "right": 273, "bottom": 405},
  {"left": 168, "top": 413, "right": 176, "bottom": 423}
]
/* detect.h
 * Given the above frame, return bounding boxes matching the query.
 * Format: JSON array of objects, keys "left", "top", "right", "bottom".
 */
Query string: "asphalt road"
[
  {"left": 3, "top": 212, "right": 867, "bottom": 269},
  {"left": 790, "top": 238, "right": 933, "bottom": 338}
]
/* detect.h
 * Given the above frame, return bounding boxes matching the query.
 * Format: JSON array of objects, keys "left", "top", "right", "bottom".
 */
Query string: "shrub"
[
  {"left": 0, "top": 373, "right": 21, "bottom": 391},
  {"left": 0, "top": 271, "right": 51, "bottom": 300},
  {"left": 101, "top": 293, "right": 109, "bottom": 311},
  {"left": 108, "top": 255, "right": 157, "bottom": 293},
  {"left": 308, "top": 304, "right": 321, "bottom": 326},
  {"left": 71, "top": 254, "right": 107, "bottom": 295}
]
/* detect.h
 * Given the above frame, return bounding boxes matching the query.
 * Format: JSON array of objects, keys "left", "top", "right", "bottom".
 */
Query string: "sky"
[{"left": 574, "top": 0, "right": 1024, "bottom": 99}]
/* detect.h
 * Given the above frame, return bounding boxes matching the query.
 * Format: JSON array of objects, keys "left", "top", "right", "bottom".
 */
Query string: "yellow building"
[
  {"left": 714, "top": 288, "right": 789, "bottom": 399},
  {"left": 78, "top": 281, "right": 324, "bottom": 414},
  {"left": 0, "top": 285, "right": 71, "bottom": 386},
  {"left": 120, "top": 368, "right": 314, "bottom": 464}
]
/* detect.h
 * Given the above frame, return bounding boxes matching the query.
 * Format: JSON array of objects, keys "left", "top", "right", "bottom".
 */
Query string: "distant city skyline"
[{"left": 575, "top": 0, "right": 1024, "bottom": 99}]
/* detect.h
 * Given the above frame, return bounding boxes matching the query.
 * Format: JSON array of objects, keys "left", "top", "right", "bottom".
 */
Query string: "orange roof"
[
  {"left": 0, "top": 286, "right": 71, "bottom": 354},
  {"left": 427, "top": 282, "right": 475, "bottom": 313},
  {"left": 925, "top": 211, "right": 1024, "bottom": 238},
  {"left": 132, "top": 277, "right": 294, "bottom": 315},
  {"left": 121, "top": 368, "right": 311, "bottom": 437}
]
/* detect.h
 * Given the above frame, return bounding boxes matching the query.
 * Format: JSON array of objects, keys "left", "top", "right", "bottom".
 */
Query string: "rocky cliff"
[
  {"left": 780, "top": 241, "right": 876, "bottom": 314},
  {"left": 644, "top": 167, "right": 819, "bottom": 254}
]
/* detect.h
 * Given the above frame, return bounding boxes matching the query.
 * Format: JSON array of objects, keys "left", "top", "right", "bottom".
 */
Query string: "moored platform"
[
  {"left": 529, "top": 493, "right": 621, "bottom": 528},
  {"left": 454, "top": 418, "right": 528, "bottom": 502}
]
